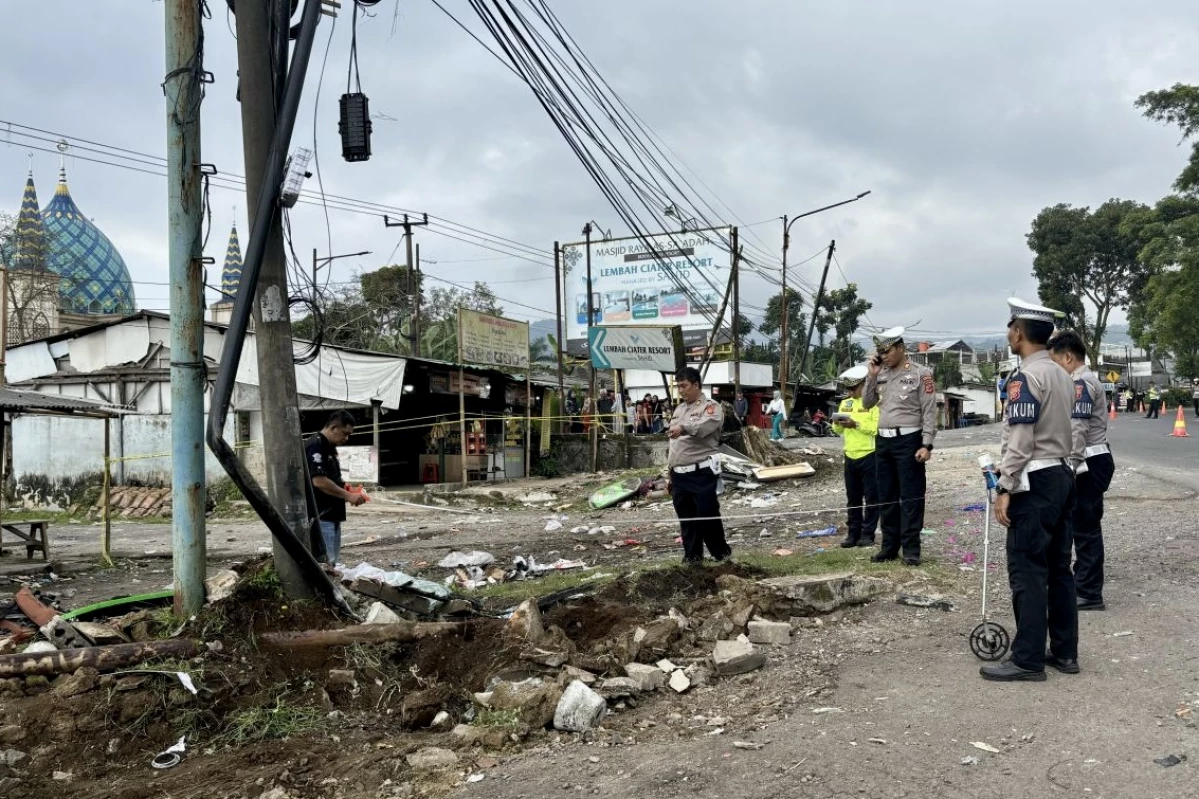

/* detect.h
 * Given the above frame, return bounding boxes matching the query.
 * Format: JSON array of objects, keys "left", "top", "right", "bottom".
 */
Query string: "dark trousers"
[
  {"left": 844, "top": 452, "right": 880, "bottom": 543},
  {"left": 671, "top": 465, "right": 731, "bottom": 562},
  {"left": 1074, "top": 453, "right": 1114, "bottom": 603},
  {"left": 1006, "top": 466, "right": 1078, "bottom": 670},
  {"left": 875, "top": 431, "right": 926, "bottom": 559},
  {"left": 1145, "top": 400, "right": 1160, "bottom": 419},
  {"left": 1193, "top": 398, "right": 1198, "bottom": 417}
]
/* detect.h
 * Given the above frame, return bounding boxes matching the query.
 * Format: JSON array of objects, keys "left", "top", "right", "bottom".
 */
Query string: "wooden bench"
[{"left": 0, "top": 519, "right": 50, "bottom": 561}]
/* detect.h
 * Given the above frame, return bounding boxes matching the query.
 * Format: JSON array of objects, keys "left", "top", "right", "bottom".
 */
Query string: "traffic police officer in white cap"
[
  {"left": 1047, "top": 328, "right": 1114, "bottom": 612},
  {"left": 981, "top": 298, "right": 1078, "bottom": 682},
  {"left": 863, "top": 326, "right": 937, "bottom": 565}
]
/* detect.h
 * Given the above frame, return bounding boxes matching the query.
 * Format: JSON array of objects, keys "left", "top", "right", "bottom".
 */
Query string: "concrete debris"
[
  {"left": 22, "top": 641, "right": 57, "bottom": 654},
  {"left": 0, "top": 749, "right": 26, "bottom": 767},
  {"left": 451, "top": 724, "right": 510, "bottom": 749},
  {"left": 563, "top": 666, "right": 598, "bottom": 685},
  {"left": 624, "top": 663, "right": 666, "bottom": 692},
  {"left": 327, "top": 669, "right": 357, "bottom": 688},
  {"left": 40, "top": 617, "right": 88, "bottom": 650},
  {"left": 598, "top": 677, "right": 641, "bottom": 697},
  {"left": 52, "top": 771, "right": 74, "bottom": 782},
  {"left": 429, "top": 711, "right": 452, "bottom": 729},
  {"left": 656, "top": 659, "right": 679, "bottom": 673},
  {"left": 961, "top": 756, "right": 980, "bottom": 766},
  {"left": 506, "top": 600, "right": 545, "bottom": 645},
  {"left": 204, "top": 569, "right": 240, "bottom": 603},
  {"left": 697, "top": 611, "right": 736, "bottom": 642},
  {"left": 970, "top": 741, "right": 1001, "bottom": 754},
  {"left": 489, "top": 678, "right": 563, "bottom": 728},
  {"left": 437, "top": 551, "right": 496, "bottom": 569},
  {"left": 553, "top": 680, "right": 606, "bottom": 732},
  {"left": 667, "top": 608, "right": 690, "bottom": 630},
  {"left": 668, "top": 670, "right": 691, "bottom": 693},
  {"left": 634, "top": 617, "right": 682, "bottom": 653},
  {"left": 733, "top": 741, "right": 764, "bottom": 750},
  {"left": 713, "top": 639, "right": 766, "bottom": 676},
  {"left": 406, "top": 747, "right": 460, "bottom": 770},
  {"left": 747, "top": 620, "right": 792, "bottom": 646},
  {"left": 757, "top": 572, "right": 893, "bottom": 615},
  {"left": 73, "top": 621, "right": 130, "bottom": 646},
  {"left": 519, "top": 491, "right": 556, "bottom": 503},
  {"left": 896, "top": 594, "right": 958, "bottom": 613},
  {"left": 364, "top": 602, "right": 403, "bottom": 625}
]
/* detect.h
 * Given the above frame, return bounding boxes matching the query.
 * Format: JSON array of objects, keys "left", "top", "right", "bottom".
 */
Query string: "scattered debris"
[
  {"left": 364, "top": 602, "right": 403, "bottom": 625},
  {"left": 544, "top": 518, "right": 564, "bottom": 532},
  {"left": 668, "top": 670, "right": 691, "bottom": 693},
  {"left": 437, "top": 551, "right": 496, "bottom": 569},
  {"left": 1154, "top": 754, "right": 1185, "bottom": 767},
  {"left": 747, "top": 620, "right": 792, "bottom": 646},
  {"left": 0, "top": 749, "right": 27, "bottom": 767},
  {"left": 896, "top": 594, "right": 958, "bottom": 612},
  {"left": 624, "top": 663, "right": 666, "bottom": 692},
  {"left": 733, "top": 741, "right": 764, "bottom": 750},
  {"left": 713, "top": 639, "right": 766, "bottom": 675},
  {"left": 868, "top": 738, "right": 888, "bottom": 745},
  {"left": 811, "top": 707, "right": 843, "bottom": 714},
  {"left": 656, "top": 659, "right": 678, "bottom": 673},
  {"left": 554, "top": 680, "right": 606, "bottom": 732},
  {"left": 406, "top": 747, "right": 460, "bottom": 770},
  {"left": 971, "top": 742, "right": 1001, "bottom": 754},
  {"left": 150, "top": 736, "right": 187, "bottom": 770},
  {"left": 772, "top": 548, "right": 794, "bottom": 557},
  {"left": 960, "top": 756, "right": 980, "bottom": 766},
  {"left": 1112, "top": 631, "right": 1134, "bottom": 638},
  {"left": 796, "top": 526, "right": 838, "bottom": 539}
]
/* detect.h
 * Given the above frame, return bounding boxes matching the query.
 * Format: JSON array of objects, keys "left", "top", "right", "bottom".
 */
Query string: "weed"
[
  {"left": 475, "top": 708, "right": 521, "bottom": 729},
  {"left": 246, "top": 564, "right": 283, "bottom": 595},
  {"left": 215, "top": 694, "right": 323, "bottom": 746},
  {"left": 470, "top": 569, "right": 618, "bottom": 603}
]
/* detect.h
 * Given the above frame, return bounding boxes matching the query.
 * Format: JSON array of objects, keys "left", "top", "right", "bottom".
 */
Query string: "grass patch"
[
  {"left": 475, "top": 708, "right": 521, "bottom": 728},
  {"left": 470, "top": 568, "right": 619, "bottom": 603},
  {"left": 215, "top": 694, "right": 324, "bottom": 746},
  {"left": 246, "top": 563, "right": 284, "bottom": 595}
]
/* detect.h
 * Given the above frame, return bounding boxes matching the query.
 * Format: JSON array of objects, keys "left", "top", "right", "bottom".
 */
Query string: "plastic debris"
[
  {"left": 772, "top": 548, "right": 794, "bottom": 557},
  {"left": 733, "top": 741, "right": 764, "bottom": 750},
  {"left": 970, "top": 742, "right": 1001, "bottom": 754},
  {"left": 437, "top": 551, "right": 495, "bottom": 568},
  {"left": 151, "top": 736, "right": 187, "bottom": 769},
  {"left": 544, "top": 519, "right": 564, "bottom": 532},
  {"left": 467, "top": 773, "right": 486, "bottom": 783},
  {"left": 811, "top": 707, "right": 844, "bottom": 714},
  {"left": 796, "top": 526, "right": 838, "bottom": 539},
  {"left": 960, "top": 756, "right": 980, "bottom": 766},
  {"left": 1112, "top": 631, "right": 1134, "bottom": 637},
  {"left": 959, "top": 503, "right": 986, "bottom": 512},
  {"left": 1154, "top": 754, "right": 1185, "bottom": 767}
]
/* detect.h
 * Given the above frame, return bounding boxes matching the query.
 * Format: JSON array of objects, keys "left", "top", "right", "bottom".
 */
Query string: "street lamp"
[
  {"left": 311, "top": 248, "right": 371, "bottom": 290},
  {"left": 779, "top": 190, "right": 871, "bottom": 395}
]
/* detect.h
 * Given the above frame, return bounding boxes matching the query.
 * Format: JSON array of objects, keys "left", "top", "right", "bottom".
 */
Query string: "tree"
[
  {"left": 1027, "top": 199, "right": 1153, "bottom": 369},
  {"left": 757, "top": 291, "right": 806, "bottom": 383},
  {"left": 815, "top": 284, "right": 873, "bottom": 373},
  {"left": 934, "top": 357, "right": 963, "bottom": 389},
  {"left": 1136, "top": 83, "right": 1199, "bottom": 195}
]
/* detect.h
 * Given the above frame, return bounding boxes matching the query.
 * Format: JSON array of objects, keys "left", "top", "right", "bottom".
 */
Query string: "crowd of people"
[{"left": 562, "top": 388, "right": 681, "bottom": 434}]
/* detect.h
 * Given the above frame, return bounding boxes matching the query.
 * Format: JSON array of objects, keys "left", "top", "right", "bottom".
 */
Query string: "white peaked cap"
[{"left": 1007, "top": 297, "right": 1063, "bottom": 324}]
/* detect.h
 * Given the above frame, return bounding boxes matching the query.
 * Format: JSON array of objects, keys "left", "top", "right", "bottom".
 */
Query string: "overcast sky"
[{"left": 2, "top": 0, "right": 1196, "bottom": 340}]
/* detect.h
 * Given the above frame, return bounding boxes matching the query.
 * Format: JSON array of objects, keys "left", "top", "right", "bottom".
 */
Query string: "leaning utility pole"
[
  {"left": 164, "top": 0, "right": 207, "bottom": 615},
  {"left": 384, "top": 214, "right": 429, "bottom": 357},
  {"left": 731, "top": 227, "right": 741, "bottom": 396},
  {"left": 796, "top": 240, "right": 836, "bottom": 387},
  {"left": 236, "top": 0, "right": 311, "bottom": 597}
]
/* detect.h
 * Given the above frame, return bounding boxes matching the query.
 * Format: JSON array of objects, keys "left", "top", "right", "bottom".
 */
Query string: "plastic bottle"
[{"left": 977, "top": 454, "right": 999, "bottom": 491}]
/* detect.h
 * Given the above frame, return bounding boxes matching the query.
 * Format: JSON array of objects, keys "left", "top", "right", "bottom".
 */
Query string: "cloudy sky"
[{"left": 2, "top": 0, "right": 1195, "bottom": 341}]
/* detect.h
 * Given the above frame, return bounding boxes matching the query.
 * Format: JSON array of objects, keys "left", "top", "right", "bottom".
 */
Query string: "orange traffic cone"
[
  {"left": 1171, "top": 405, "right": 1190, "bottom": 437},
  {"left": 1140, "top": 401, "right": 1146, "bottom": 413},
  {"left": 1108, "top": 401, "right": 1117, "bottom": 421}
]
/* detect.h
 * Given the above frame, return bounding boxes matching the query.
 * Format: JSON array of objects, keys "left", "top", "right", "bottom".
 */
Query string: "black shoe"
[
  {"left": 870, "top": 552, "right": 898, "bottom": 563},
  {"left": 1044, "top": 652, "right": 1080, "bottom": 674},
  {"left": 840, "top": 539, "right": 859, "bottom": 548},
  {"left": 1077, "top": 598, "right": 1106, "bottom": 611},
  {"left": 980, "top": 659, "right": 1046, "bottom": 682},
  {"left": 856, "top": 539, "right": 876, "bottom": 548},
  {"left": 903, "top": 557, "right": 922, "bottom": 566}
]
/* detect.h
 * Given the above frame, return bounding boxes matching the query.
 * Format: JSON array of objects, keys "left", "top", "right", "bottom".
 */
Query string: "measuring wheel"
[{"left": 969, "top": 621, "right": 1010, "bottom": 661}]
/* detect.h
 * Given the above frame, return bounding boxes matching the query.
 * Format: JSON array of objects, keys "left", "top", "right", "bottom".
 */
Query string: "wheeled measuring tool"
[{"left": 969, "top": 455, "right": 1011, "bottom": 661}]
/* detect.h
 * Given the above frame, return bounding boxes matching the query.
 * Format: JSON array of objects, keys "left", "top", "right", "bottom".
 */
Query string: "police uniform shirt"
[
  {"left": 668, "top": 395, "right": 724, "bottom": 468},
  {"left": 998, "top": 350, "right": 1074, "bottom": 492},
  {"left": 305, "top": 433, "right": 346, "bottom": 523},
  {"left": 862, "top": 361, "right": 938, "bottom": 448},
  {"left": 1070, "top": 365, "right": 1109, "bottom": 461}
]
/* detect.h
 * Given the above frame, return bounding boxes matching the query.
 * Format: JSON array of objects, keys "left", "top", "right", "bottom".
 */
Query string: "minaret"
[
  {"left": 12, "top": 161, "right": 49, "bottom": 272},
  {"left": 210, "top": 219, "right": 243, "bottom": 324}
]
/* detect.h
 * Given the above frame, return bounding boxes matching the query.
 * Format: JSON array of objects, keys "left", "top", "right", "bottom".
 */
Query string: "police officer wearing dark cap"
[
  {"left": 863, "top": 326, "right": 937, "bottom": 566},
  {"left": 981, "top": 299, "right": 1079, "bottom": 682}
]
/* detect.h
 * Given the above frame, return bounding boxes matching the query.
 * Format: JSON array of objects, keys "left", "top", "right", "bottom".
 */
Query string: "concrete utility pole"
[
  {"left": 796, "top": 240, "right": 836, "bottom": 387},
  {"left": 731, "top": 227, "right": 741, "bottom": 396},
  {"left": 384, "top": 214, "right": 429, "bottom": 357},
  {"left": 583, "top": 222, "right": 597, "bottom": 472},
  {"left": 553, "top": 242, "right": 564, "bottom": 411},
  {"left": 164, "top": 0, "right": 208, "bottom": 615},
  {"left": 236, "top": 0, "right": 311, "bottom": 598}
]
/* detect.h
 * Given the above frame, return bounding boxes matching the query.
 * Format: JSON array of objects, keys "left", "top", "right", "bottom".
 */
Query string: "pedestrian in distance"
[
  {"left": 1192, "top": 378, "right": 1199, "bottom": 418},
  {"left": 734, "top": 390, "right": 749, "bottom": 428},
  {"left": 666, "top": 366, "right": 732, "bottom": 565},
  {"left": 1144, "top": 382, "right": 1161, "bottom": 419},
  {"left": 981, "top": 299, "right": 1079, "bottom": 682},
  {"left": 767, "top": 390, "right": 786, "bottom": 440},
  {"left": 305, "top": 410, "right": 368, "bottom": 567},
  {"left": 1048, "top": 330, "right": 1114, "bottom": 612},
  {"left": 832, "top": 365, "right": 880, "bottom": 548},
  {"left": 863, "top": 327, "right": 937, "bottom": 566}
]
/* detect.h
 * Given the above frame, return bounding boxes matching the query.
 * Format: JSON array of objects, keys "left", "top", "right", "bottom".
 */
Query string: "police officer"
[
  {"left": 981, "top": 299, "right": 1078, "bottom": 682},
  {"left": 863, "top": 327, "right": 937, "bottom": 565},
  {"left": 832, "top": 365, "right": 880, "bottom": 548},
  {"left": 667, "top": 366, "right": 732, "bottom": 564},
  {"left": 1048, "top": 329, "right": 1114, "bottom": 611}
]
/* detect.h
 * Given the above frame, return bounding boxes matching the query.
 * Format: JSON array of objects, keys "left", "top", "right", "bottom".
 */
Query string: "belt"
[
  {"left": 1084, "top": 444, "right": 1110, "bottom": 459},
  {"left": 1027, "top": 458, "right": 1068, "bottom": 473},
  {"left": 877, "top": 427, "right": 920, "bottom": 438},
  {"left": 672, "top": 456, "right": 718, "bottom": 474}
]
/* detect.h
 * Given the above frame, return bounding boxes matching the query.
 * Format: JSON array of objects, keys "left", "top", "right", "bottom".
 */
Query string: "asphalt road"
[{"left": 1106, "top": 406, "right": 1199, "bottom": 490}]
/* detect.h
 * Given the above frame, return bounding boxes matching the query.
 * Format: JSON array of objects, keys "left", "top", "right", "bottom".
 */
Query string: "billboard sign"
[
  {"left": 561, "top": 229, "right": 732, "bottom": 356},
  {"left": 458, "top": 308, "right": 530, "bottom": 370},
  {"left": 1130, "top": 361, "right": 1152, "bottom": 377},
  {"left": 588, "top": 325, "right": 685, "bottom": 372}
]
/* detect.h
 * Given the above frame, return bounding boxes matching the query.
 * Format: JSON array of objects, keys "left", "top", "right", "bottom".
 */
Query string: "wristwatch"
[{"left": 995, "top": 486, "right": 1009, "bottom": 496}]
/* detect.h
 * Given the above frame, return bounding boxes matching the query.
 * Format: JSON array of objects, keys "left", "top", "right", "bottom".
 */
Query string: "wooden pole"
[
  {"left": 458, "top": 309, "right": 468, "bottom": 486},
  {"left": 0, "top": 639, "right": 200, "bottom": 678},
  {"left": 731, "top": 228, "right": 741, "bottom": 397},
  {"left": 371, "top": 401, "right": 381, "bottom": 483},
  {"left": 260, "top": 621, "right": 465, "bottom": 650},
  {"left": 525, "top": 372, "right": 532, "bottom": 479}
]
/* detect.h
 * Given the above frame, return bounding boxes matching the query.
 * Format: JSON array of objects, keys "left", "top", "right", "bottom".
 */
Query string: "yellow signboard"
[
  {"left": 458, "top": 308, "right": 530, "bottom": 369},
  {"left": 1105, "top": 370, "right": 1121, "bottom": 383}
]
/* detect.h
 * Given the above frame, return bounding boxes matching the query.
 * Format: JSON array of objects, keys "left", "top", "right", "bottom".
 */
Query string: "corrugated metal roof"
[{"left": 0, "top": 388, "right": 123, "bottom": 416}]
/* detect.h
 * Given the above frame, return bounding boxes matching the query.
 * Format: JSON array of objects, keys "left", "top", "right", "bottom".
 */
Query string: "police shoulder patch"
[
  {"left": 1072, "top": 378, "right": 1094, "bottom": 419},
  {"left": 922, "top": 374, "right": 935, "bottom": 394},
  {"left": 704, "top": 404, "right": 716, "bottom": 415},
  {"left": 1005, "top": 375, "right": 1040, "bottom": 425}
]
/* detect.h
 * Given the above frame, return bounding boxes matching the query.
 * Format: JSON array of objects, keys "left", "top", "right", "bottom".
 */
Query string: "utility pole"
[
  {"left": 236, "top": 0, "right": 311, "bottom": 598},
  {"left": 796, "top": 240, "right": 836, "bottom": 388},
  {"left": 165, "top": 0, "right": 207, "bottom": 615},
  {"left": 583, "top": 223, "right": 597, "bottom": 472},
  {"left": 414, "top": 243, "right": 422, "bottom": 354},
  {"left": 780, "top": 191, "right": 872, "bottom": 399},
  {"left": 553, "top": 241, "right": 564, "bottom": 415},
  {"left": 383, "top": 214, "right": 429, "bottom": 357},
  {"left": 731, "top": 227, "right": 741, "bottom": 396}
]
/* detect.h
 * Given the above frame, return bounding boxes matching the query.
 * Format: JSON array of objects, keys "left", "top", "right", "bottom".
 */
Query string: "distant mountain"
[{"left": 529, "top": 318, "right": 557, "bottom": 343}]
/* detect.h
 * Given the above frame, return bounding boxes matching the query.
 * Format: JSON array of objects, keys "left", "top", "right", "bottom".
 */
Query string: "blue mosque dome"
[{"left": 40, "top": 167, "right": 136, "bottom": 315}]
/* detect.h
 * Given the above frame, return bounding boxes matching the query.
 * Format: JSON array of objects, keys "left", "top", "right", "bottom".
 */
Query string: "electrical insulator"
[{"left": 339, "top": 93, "right": 372, "bottom": 163}]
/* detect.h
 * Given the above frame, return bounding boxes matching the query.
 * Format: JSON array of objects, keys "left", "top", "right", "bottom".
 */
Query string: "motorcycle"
[{"left": 793, "top": 419, "right": 832, "bottom": 437}]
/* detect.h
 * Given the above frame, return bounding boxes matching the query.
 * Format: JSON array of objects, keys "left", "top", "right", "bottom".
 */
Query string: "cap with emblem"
[
  {"left": 839, "top": 364, "right": 869, "bottom": 386},
  {"left": 872, "top": 326, "right": 905, "bottom": 349},
  {"left": 1007, "top": 297, "right": 1063, "bottom": 325}
]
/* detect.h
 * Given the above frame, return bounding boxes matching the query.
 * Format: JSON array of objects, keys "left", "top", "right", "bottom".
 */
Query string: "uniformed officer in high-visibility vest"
[
  {"left": 981, "top": 298, "right": 1079, "bottom": 682},
  {"left": 832, "top": 364, "right": 881, "bottom": 548},
  {"left": 863, "top": 327, "right": 937, "bottom": 565},
  {"left": 667, "top": 366, "right": 732, "bottom": 564},
  {"left": 1048, "top": 329, "right": 1114, "bottom": 612}
]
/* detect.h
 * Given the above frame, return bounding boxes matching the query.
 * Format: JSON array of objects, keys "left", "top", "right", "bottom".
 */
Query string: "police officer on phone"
[
  {"left": 1048, "top": 329, "right": 1114, "bottom": 612},
  {"left": 862, "top": 327, "right": 937, "bottom": 565},
  {"left": 981, "top": 299, "right": 1078, "bottom": 682},
  {"left": 667, "top": 366, "right": 732, "bottom": 564}
]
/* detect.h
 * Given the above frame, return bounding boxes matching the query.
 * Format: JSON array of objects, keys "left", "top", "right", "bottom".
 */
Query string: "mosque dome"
[{"left": 40, "top": 167, "right": 136, "bottom": 315}]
